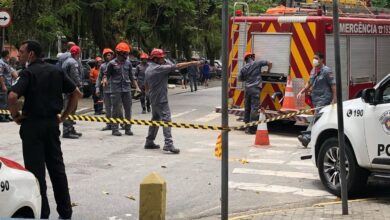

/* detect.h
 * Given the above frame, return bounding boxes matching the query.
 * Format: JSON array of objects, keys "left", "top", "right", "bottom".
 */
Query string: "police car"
[
  {"left": 0, "top": 157, "right": 41, "bottom": 218},
  {"left": 309, "top": 73, "right": 390, "bottom": 196}
]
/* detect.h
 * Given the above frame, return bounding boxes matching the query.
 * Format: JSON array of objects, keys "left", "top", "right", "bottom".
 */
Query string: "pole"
[
  {"left": 1, "top": 28, "right": 4, "bottom": 52},
  {"left": 332, "top": 0, "right": 348, "bottom": 215},
  {"left": 221, "top": 0, "right": 229, "bottom": 219}
]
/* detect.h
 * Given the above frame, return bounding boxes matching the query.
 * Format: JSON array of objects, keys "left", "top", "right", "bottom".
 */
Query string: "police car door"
[{"left": 364, "top": 75, "right": 390, "bottom": 169}]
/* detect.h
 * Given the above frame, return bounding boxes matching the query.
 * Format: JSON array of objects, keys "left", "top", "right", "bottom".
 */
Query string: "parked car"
[
  {"left": 0, "top": 157, "right": 41, "bottom": 218},
  {"left": 309, "top": 73, "right": 390, "bottom": 196}
]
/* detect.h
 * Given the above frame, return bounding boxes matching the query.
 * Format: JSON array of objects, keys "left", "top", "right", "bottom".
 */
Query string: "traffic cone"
[
  {"left": 254, "top": 111, "right": 270, "bottom": 147},
  {"left": 281, "top": 76, "right": 297, "bottom": 111}
]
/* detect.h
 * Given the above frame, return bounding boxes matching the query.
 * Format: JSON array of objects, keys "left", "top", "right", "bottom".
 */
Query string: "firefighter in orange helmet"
[
  {"left": 237, "top": 51, "right": 272, "bottom": 134},
  {"left": 90, "top": 56, "right": 104, "bottom": 115},
  {"left": 103, "top": 42, "right": 141, "bottom": 136},
  {"left": 96, "top": 48, "right": 116, "bottom": 131},
  {"left": 144, "top": 48, "right": 201, "bottom": 154},
  {"left": 135, "top": 52, "right": 151, "bottom": 113}
]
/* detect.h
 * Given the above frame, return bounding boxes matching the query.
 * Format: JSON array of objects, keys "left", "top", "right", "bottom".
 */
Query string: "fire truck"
[{"left": 225, "top": 2, "right": 390, "bottom": 124}]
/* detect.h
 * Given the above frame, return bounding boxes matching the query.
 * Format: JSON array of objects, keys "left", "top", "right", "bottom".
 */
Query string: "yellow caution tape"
[
  {"left": 0, "top": 107, "right": 318, "bottom": 131},
  {"left": 215, "top": 133, "right": 222, "bottom": 158}
]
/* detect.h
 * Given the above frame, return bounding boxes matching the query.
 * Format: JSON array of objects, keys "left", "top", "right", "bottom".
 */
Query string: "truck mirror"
[{"left": 361, "top": 88, "right": 376, "bottom": 104}]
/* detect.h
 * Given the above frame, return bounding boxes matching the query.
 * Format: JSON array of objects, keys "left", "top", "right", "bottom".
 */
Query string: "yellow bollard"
[{"left": 139, "top": 172, "right": 166, "bottom": 220}]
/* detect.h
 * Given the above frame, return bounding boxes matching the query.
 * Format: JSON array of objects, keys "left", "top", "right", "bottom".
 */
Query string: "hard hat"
[
  {"left": 56, "top": 52, "right": 63, "bottom": 59},
  {"left": 115, "top": 42, "right": 131, "bottom": 53},
  {"left": 95, "top": 56, "right": 103, "bottom": 62},
  {"left": 150, "top": 48, "right": 165, "bottom": 59},
  {"left": 102, "top": 48, "right": 114, "bottom": 56},
  {"left": 70, "top": 45, "right": 81, "bottom": 55},
  {"left": 140, "top": 52, "right": 149, "bottom": 59},
  {"left": 244, "top": 52, "right": 254, "bottom": 59}
]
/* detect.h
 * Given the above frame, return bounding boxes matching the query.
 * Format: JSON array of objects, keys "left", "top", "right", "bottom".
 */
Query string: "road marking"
[
  {"left": 245, "top": 159, "right": 314, "bottom": 167},
  {"left": 195, "top": 112, "right": 221, "bottom": 122},
  {"left": 249, "top": 149, "right": 286, "bottom": 154},
  {"left": 246, "top": 159, "right": 284, "bottom": 164},
  {"left": 229, "top": 181, "right": 335, "bottom": 198},
  {"left": 287, "top": 160, "right": 314, "bottom": 167},
  {"left": 76, "top": 107, "right": 89, "bottom": 114},
  {"left": 232, "top": 168, "right": 318, "bottom": 180},
  {"left": 171, "top": 109, "right": 197, "bottom": 118}
]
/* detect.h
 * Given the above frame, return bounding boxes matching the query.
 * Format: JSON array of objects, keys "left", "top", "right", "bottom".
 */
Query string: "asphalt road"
[{"left": 1, "top": 84, "right": 388, "bottom": 220}]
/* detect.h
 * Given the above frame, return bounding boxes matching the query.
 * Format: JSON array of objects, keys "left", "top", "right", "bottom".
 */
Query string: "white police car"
[
  {"left": 309, "top": 73, "right": 390, "bottom": 196},
  {"left": 0, "top": 157, "right": 41, "bottom": 218}
]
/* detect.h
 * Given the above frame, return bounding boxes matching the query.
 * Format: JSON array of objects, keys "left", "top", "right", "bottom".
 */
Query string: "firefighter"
[
  {"left": 237, "top": 52, "right": 272, "bottom": 134},
  {"left": 135, "top": 52, "right": 151, "bottom": 114},
  {"left": 61, "top": 45, "right": 83, "bottom": 139},
  {"left": 0, "top": 50, "right": 18, "bottom": 122},
  {"left": 103, "top": 42, "right": 140, "bottom": 136},
  {"left": 58, "top": 41, "right": 76, "bottom": 68},
  {"left": 90, "top": 56, "right": 104, "bottom": 115},
  {"left": 96, "top": 48, "right": 117, "bottom": 131},
  {"left": 144, "top": 48, "right": 201, "bottom": 154},
  {"left": 296, "top": 52, "right": 336, "bottom": 147}
]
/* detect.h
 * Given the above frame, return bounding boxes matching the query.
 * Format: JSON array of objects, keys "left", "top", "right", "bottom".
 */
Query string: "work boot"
[
  {"left": 142, "top": 109, "right": 146, "bottom": 114},
  {"left": 112, "top": 130, "right": 122, "bottom": 136},
  {"left": 298, "top": 134, "right": 310, "bottom": 147},
  {"left": 101, "top": 124, "right": 111, "bottom": 131},
  {"left": 71, "top": 128, "right": 82, "bottom": 137},
  {"left": 120, "top": 124, "right": 125, "bottom": 130},
  {"left": 125, "top": 129, "right": 133, "bottom": 136},
  {"left": 144, "top": 141, "right": 160, "bottom": 149},
  {"left": 62, "top": 133, "right": 79, "bottom": 139},
  {"left": 163, "top": 145, "right": 180, "bottom": 154},
  {"left": 147, "top": 106, "right": 151, "bottom": 113},
  {"left": 245, "top": 127, "right": 256, "bottom": 135}
]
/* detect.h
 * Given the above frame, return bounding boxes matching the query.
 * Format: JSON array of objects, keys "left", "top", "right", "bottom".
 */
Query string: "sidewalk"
[{"left": 229, "top": 198, "right": 390, "bottom": 220}]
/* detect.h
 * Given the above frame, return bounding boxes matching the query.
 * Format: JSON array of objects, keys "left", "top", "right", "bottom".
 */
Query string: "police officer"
[
  {"left": 297, "top": 52, "right": 336, "bottom": 147},
  {"left": 0, "top": 50, "right": 18, "bottom": 122},
  {"left": 103, "top": 42, "right": 140, "bottom": 136},
  {"left": 135, "top": 52, "right": 151, "bottom": 114},
  {"left": 96, "top": 48, "right": 116, "bottom": 131},
  {"left": 237, "top": 52, "right": 272, "bottom": 134},
  {"left": 8, "top": 40, "right": 82, "bottom": 219},
  {"left": 62, "top": 45, "right": 83, "bottom": 139},
  {"left": 144, "top": 48, "right": 200, "bottom": 154}
]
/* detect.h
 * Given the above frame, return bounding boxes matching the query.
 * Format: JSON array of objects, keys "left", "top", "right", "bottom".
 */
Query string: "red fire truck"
[{"left": 224, "top": 2, "right": 390, "bottom": 124}]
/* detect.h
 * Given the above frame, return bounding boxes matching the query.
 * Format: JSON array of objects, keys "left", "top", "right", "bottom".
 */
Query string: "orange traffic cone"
[
  {"left": 254, "top": 111, "right": 270, "bottom": 146},
  {"left": 281, "top": 76, "right": 297, "bottom": 111}
]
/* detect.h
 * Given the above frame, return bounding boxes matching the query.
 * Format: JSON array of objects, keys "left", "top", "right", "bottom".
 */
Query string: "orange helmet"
[
  {"left": 140, "top": 52, "right": 149, "bottom": 59},
  {"left": 95, "top": 56, "right": 103, "bottom": 62},
  {"left": 70, "top": 45, "right": 81, "bottom": 55},
  {"left": 244, "top": 52, "right": 254, "bottom": 60},
  {"left": 115, "top": 42, "right": 131, "bottom": 53},
  {"left": 150, "top": 48, "right": 165, "bottom": 59},
  {"left": 102, "top": 48, "right": 114, "bottom": 56}
]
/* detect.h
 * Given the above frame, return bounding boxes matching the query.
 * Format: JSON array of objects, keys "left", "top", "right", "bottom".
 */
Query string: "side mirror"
[{"left": 361, "top": 88, "right": 376, "bottom": 104}]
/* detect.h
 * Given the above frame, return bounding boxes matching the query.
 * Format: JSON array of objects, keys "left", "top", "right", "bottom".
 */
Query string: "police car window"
[{"left": 382, "top": 82, "right": 390, "bottom": 103}]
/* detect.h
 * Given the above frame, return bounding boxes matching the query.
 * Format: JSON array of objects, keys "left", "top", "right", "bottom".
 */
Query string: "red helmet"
[
  {"left": 102, "top": 48, "right": 114, "bottom": 56},
  {"left": 95, "top": 56, "right": 103, "bottom": 62},
  {"left": 115, "top": 42, "right": 131, "bottom": 53},
  {"left": 244, "top": 52, "right": 254, "bottom": 60},
  {"left": 70, "top": 45, "right": 81, "bottom": 55},
  {"left": 140, "top": 52, "right": 149, "bottom": 59},
  {"left": 150, "top": 48, "right": 165, "bottom": 59}
]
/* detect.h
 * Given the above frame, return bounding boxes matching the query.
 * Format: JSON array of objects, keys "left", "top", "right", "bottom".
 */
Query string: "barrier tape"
[{"left": 0, "top": 107, "right": 318, "bottom": 131}]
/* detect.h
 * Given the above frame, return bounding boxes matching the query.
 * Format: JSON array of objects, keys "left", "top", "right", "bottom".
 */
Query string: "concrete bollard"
[{"left": 139, "top": 172, "right": 166, "bottom": 220}]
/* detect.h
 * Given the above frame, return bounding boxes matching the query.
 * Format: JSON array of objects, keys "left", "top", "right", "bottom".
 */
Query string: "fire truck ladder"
[{"left": 230, "top": 2, "right": 249, "bottom": 90}]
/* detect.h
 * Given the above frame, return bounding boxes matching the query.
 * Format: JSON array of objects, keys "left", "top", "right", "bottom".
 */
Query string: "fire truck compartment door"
[
  {"left": 252, "top": 33, "right": 291, "bottom": 77},
  {"left": 376, "top": 37, "right": 390, "bottom": 83},
  {"left": 326, "top": 35, "right": 348, "bottom": 101},
  {"left": 350, "top": 36, "right": 376, "bottom": 84}
]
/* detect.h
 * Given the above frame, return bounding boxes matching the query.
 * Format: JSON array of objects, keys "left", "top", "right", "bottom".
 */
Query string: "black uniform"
[{"left": 11, "top": 59, "right": 75, "bottom": 219}]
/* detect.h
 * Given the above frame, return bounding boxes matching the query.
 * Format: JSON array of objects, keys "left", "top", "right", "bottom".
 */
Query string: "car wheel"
[{"left": 317, "top": 137, "right": 369, "bottom": 196}]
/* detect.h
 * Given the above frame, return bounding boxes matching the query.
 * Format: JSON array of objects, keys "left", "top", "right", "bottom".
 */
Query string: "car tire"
[{"left": 317, "top": 137, "right": 369, "bottom": 196}]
